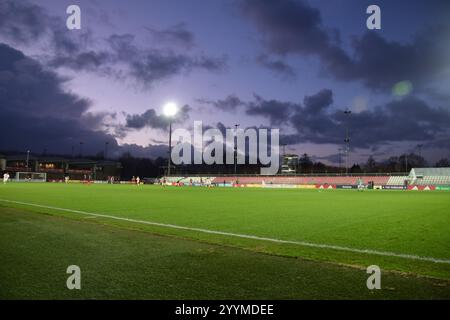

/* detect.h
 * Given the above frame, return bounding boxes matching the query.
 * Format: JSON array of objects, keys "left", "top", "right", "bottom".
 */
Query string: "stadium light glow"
[{"left": 163, "top": 102, "right": 178, "bottom": 117}]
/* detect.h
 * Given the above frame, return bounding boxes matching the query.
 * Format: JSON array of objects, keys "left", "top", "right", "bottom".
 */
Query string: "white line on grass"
[{"left": 1, "top": 198, "right": 449, "bottom": 265}]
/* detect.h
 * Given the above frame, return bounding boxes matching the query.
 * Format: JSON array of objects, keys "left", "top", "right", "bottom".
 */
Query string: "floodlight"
[{"left": 163, "top": 102, "right": 178, "bottom": 117}]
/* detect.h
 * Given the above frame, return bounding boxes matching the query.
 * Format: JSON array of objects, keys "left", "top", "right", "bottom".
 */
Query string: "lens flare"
[{"left": 392, "top": 80, "right": 413, "bottom": 97}]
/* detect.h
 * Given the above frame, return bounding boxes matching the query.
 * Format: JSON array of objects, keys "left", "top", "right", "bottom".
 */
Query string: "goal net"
[{"left": 15, "top": 172, "right": 47, "bottom": 182}]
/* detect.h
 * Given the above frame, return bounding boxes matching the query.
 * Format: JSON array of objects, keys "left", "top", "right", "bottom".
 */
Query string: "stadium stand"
[
  {"left": 164, "top": 176, "right": 215, "bottom": 184},
  {"left": 412, "top": 176, "right": 450, "bottom": 186},
  {"left": 409, "top": 168, "right": 450, "bottom": 186},
  {"left": 386, "top": 176, "right": 409, "bottom": 186},
  {"left": 211, "top": 176, "right": 390, "bottom": 185},
  {"left": 180, "top": 169, "right": 450, "bottom": 187},
  {"left": 163, "top": 176, "right": 183, "bottom": 183}
]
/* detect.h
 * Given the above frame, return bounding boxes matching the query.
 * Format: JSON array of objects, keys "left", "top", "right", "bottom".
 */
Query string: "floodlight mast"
[
  {"left": 104, "top": 141, "right": 109, "bottom": 159},
  {"left": 79, "top": 141, "right": 83, "bottom": 157},
  {"left": 344, "top": 109, "right": 351, "bottom": 175},
  {"left": 405, "top": 153, "right": 408, "bottom": 173},
  {"left": 168, "top": 120, "right": 172, "bottom": 176},
  {"left": 26, "top": 150, "right": 30, "bottom": 171},
  {"left": 338, "top": 147, "right": 343, "bottom": 173},
  {"left": 234, "top": 124, "right": 239, "bottom": 180},
  {"left": 164, "top": 103, "right": 178, "bottom": 177},
  {"left": 404, "top": 144, "right": 424, "bottom": 173}
]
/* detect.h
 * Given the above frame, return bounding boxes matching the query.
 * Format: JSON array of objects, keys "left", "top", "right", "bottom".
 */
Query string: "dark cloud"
[
  {"left": 0, "top": 0, "right": 49, "bottom": 44},
  {"left": 197, "top": 95, "right": 245, "bottom": 111},
  {"left": 240, "top": 0, "right": 352, "bottom": 77},
  {"left": 106, "top": 34, "right": 224, "bottom": 76},
  {"left": 0, "top": 0, "right": 110, "bottom": 76},
  {"left": 145, "top": 23, "right": 195, "bottom": 48},
  {"left": 315, "top": 153, "right": 342, "bottom": 165},
  {"left": 0, "top": 43, "right": 90, "bottom": 120},
  {"left": 0, "top": 43, "right": 167, "bottom": 159},
  {"left": 204, "top": 93, "right": 302, "bottom": 127},
  {"left": 241, "top": 0, "right": 450, "bottom": 93},
  {"left": 246, "top": 94, "right": 297, "bottom": 125},
  {"left": 126, "top": 109, "right": 167, "bottom": 130},
  {"left": 128, "top": 50, "right": 225, "bottom": 86},
  {"left": 290, "top": 95, "right": 450, "bottom": 148},
  {"left": 49, "top": 50, "right": 111, "bottom": 71},
  {"left": 0, "top": 0, "right": 226, "bottom": 87},
  {"left": 193, "top": 55, "right": 227, "bottom": 71},
  {"left": 200, "top": 93, "right": 298, "bottom": 124},
  {"left": 256, "top": 54, "right": 296, "bottom": 79},
  {"left": 425, "top": 138, "right": 450, "bottom": 150},
  {"left": 129, "top": 51, "right": 193, "bottom": 84},
  {"left": 201, "top": 93, "right": 298, "bottom": 124},
  {"left": 207, "top": 89, "right": 450, "bottom": 149},
  {"left": 117, "top": 143, "right": 169, "bottom": 159},
  {"left": 106, "top": 33, "right": 224, "bottom": 84},
  {"left": 0, "top": 0, "right": 91, "bottom": 54},
  {"left": 342, "top": 27, "right": 450, "bottom": 91},
  {"left": 0, "top": 42, "right": 110, "bottom": 154},
  {"left": 240, "top": 0, "right": 333, "bottom": 55},
  {"left": 107, "top": 34, "right": 138, "bottom": 59},
  {"left": 49, "top": 32, "right": 227, "bottom": 87},
  {"left": 303, "top": 89, "right": 333, "bottom": 114},
  {"left": 216, "top": 122, "right": 228, "bottom": 136},
  {"left": 125, "top": 104, "right": 191, "bottom": 130}
]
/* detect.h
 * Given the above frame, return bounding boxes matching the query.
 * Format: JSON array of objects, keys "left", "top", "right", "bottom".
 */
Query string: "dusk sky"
[{"left": 1, "top": 0, "right": 450, "bottom": 165}]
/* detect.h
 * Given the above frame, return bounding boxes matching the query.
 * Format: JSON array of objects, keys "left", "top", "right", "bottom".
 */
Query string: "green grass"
[
  {"left": 0, "top": 183, "right": 449, "bottom": 298},
  {"left": 0, "top": 207, "right": 449, "bottom": 299}
]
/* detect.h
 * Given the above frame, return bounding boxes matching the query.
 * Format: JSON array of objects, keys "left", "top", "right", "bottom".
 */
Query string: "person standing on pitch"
[
  {"left": 357, "top": 177, "right": 364, "bottom": 191},
  {"left": 3, "top": 172, "right": 10, "bottom": 184}
]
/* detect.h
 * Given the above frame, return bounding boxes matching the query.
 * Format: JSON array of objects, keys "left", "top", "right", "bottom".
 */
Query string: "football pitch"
[{"left": 0, "top": 183, "right": 449, "bottom": 299}]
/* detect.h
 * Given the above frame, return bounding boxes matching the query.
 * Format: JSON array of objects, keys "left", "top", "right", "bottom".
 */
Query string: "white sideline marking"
[{"left": 1, "top": 198, "right": 450, "bottom": 265}]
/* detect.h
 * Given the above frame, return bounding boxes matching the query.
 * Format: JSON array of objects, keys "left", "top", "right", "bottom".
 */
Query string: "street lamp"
[{"left": 164, "top": 102, "right": 178, "bottom": 177}]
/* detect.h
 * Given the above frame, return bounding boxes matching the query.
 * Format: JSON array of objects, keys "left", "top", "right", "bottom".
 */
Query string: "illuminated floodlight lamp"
[{"left": 163, "top": 102, "right": 178, "bottom": 117}]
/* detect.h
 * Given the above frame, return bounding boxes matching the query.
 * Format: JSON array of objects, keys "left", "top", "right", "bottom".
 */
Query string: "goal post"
[{"left": 15, "top": 172, "right": 47, "bottom": 182}]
